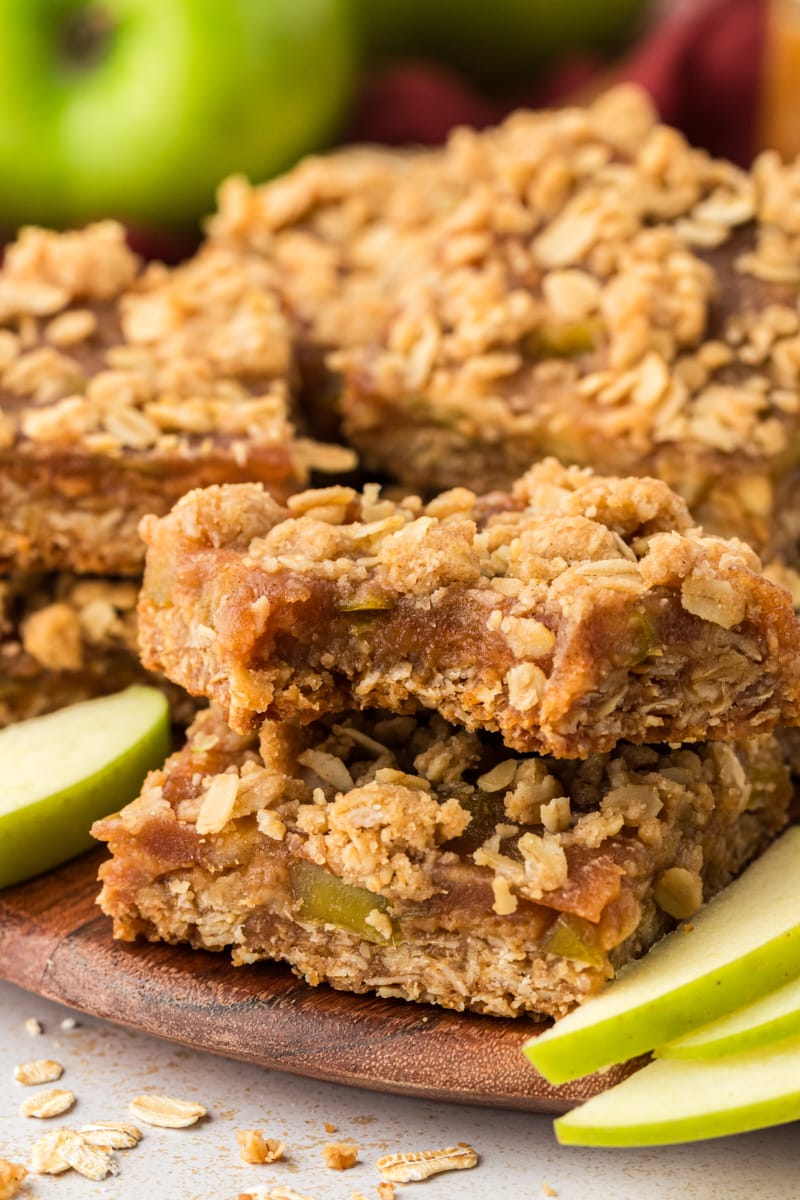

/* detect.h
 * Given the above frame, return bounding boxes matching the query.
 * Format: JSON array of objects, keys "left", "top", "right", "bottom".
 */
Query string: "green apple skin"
[
  {"left": 0, "top": 686, "right": 169, "bottom": 889},
  {"left": 555, "top": 1036, "right": 800, "bottom": 1147},
  {"left": 0, "top": 0, "right": 357, "bottom": 229},
  {"left": 352, "top": 0, "right": 648, "bottom": 88},
  {"left": 657, "top": 975, "right": 800, "bottom": 1061},
  {"left": 525, "top": 828, "right": 800, "bottom": 1085}
]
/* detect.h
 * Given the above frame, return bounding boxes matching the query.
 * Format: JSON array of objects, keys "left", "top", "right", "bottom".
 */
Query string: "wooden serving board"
[{"left": 0, "top": 851, "right": 641, "bottom": 1112}]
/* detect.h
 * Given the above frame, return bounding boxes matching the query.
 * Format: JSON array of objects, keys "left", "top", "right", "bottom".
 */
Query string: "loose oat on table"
[
  {"left": 94, "top": 703, "right": 791, "bottom": 1019},
  {"left": 376, "top": 1184, "right": 395, "bottom": 1200},
  {"left": 30, "top": 1128, "right": 73, "bottom": 1174},
  {"left": 237, "top": 1187, "right": 317, "bottom": 1200},
  {"left": 236, "top": 1130, "right": 285, "bottom": 1165},
  {"left": 138, "top": 460, "right": 800, "bottom": 758},
  {"left": 322, "top": 1140, "right": 359, "bottom": 1170},
  {"left": 23, "top": 1017, "right": 42, "bottom": 1037},
  {"left": 14, "top": 1058, "right": 63, "bottom": 1085},
  {"left": 376, "top": 1144, "right": 479, "bottom": 1183},
  {"left": 20, "top": 1088, "right": 75, "bottom": 1119},
  {"left": 128, "top": 1093, "right": 207, "bottom": 1128},
  {"left": 60, "top": 1135, "right": 118, "bottom": 1181},
  {"left": 80, "top": 1121, "right": 142, "bottom": 1149},
  {"left": 0, "top": 1160, "right": 26, "bottom": 1200}
]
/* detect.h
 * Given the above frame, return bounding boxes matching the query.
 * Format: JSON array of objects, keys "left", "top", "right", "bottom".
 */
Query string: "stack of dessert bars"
[
  {"left": 5, "top": 83, "right": 800, "bottom": 1019},
  {"left": 0, "top": 221, "right": 351, "bottom": 725},
  {"left": 95, "top": 460, "right": 800, "bottom": 1019}
]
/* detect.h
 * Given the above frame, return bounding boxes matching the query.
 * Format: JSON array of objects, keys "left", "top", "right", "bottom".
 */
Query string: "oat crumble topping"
[{"left": 138, "top": 460, "right": 800, "bottom": 756}]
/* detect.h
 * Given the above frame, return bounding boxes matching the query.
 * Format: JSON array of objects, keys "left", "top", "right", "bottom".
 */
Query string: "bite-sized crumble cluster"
[{"left": 0, "top": 573, "right": 196, "bottom": 727}]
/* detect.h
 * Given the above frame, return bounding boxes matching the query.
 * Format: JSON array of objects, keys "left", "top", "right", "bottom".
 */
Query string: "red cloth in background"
[
  {"left": 349, "top": 0, "right": 765, "bottom": 166},
  {"left": 0, "top": 0, "right": 768, "bottom": 259}
]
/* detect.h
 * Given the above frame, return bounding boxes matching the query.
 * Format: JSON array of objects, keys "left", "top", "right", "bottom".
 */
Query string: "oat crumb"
[
  {"left": 323, "top": 1140, "right": 359, "bottom": 1170},
  {"left": 324, "top": 1121, "right": 337, "bottom": 1134},
  {"left": 24, "top": 1018, "right": 43, "bottom": 1037},
  {"left": 236, "top": 1129, "right": 285, "bottom": 1164},
  {"left": 542, "top": 1183, "right": 558, "bottom": 1197},
  {"left": 377, "top": 1184, "right": 396, "bottom": 1200},
  {"left": 60, "top": 1017, "right": 78, "bottom": 1031}
]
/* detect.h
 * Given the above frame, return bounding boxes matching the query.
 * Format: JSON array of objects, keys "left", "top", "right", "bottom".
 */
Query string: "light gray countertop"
[{"left": 0, "top": 979, "right": 797, "bottom": 1199}]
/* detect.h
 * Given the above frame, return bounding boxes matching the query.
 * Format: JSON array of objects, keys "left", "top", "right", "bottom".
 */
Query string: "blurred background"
[{"left": 0, "top": 0, "right": 790, "bottom": 246}]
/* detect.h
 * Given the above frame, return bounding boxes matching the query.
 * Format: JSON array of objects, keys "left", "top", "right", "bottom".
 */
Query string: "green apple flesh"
[
  {"left": 657, "top": 975, "right": 800, "bottom": 1060},
  {"left": 524, "top": 828, "right": 800, "bottom": 1084},
  {"left": 555, "top": 1037, "right": 800, "bottom": 1147},
  {"left": 0, "top": 0, "right": 357, "bottom": 228},
  {"left": 0, "top": 686, "right": 169, "bottom": 889}
]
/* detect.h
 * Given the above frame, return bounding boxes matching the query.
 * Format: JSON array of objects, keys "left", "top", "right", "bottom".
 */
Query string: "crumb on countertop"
[
  {"left": 323, "top": 1140, "right": 359, "bottom": 1170},
  {"left": 236, "top": 1130, "right": 286, "bottom": 1165}
]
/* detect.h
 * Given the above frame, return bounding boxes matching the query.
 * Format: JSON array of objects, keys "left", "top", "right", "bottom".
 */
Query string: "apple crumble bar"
[
  {"left": 93, "top": 706, "right": 791, "bottom": 1019},
  {"left": 210, "top": 86, "right": 800, "bottom": 571},
  {"left": 138, "top": 460, "right": 800, "bottom": 757},
  {"left": 0, "top": 573, "right": 194, "bottom": 727},
  {"left": 0, "top": 222, "right": 352, "bottom": 576}
]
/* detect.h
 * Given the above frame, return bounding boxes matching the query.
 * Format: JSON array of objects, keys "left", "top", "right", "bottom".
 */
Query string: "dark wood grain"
[{"left": 0, "top": 852, "right": 642, "bottom": 1111}]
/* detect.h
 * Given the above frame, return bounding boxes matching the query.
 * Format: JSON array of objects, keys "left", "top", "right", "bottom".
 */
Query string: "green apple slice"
[
  {"left": 524, "top": 828, "right": 800, "bottom": 1084},
  {"left": 656, "top": 975, "right": 800, "bottom": 1060},
  {"left": 555, "top": 1036, "right": 800, "bottom": 1147},
  {"left": 0, "top": 686, "right": 169, "bottom": 889}
]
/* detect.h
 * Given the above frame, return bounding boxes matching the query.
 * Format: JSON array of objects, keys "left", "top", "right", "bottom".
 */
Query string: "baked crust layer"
[
  {"left": 138, "top": 460, "right": 800, "bottom": 756},
  {"left": 93, "top": 706, "right": 791, "bottom": 1020}
]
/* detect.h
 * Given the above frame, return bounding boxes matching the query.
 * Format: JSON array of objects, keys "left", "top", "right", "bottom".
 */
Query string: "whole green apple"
[
  {"left": 352, "top": 0, "right": 648, "bottom": 88},
  {"left": 0, "top": 0, "right": 357, "bottom": 229}
]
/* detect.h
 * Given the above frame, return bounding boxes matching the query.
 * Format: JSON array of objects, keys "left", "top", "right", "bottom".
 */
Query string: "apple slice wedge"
[
  {"left": 554, "top": 1036, "right": 800, "bottom": 1146},
  {"left": 0, "top": 686, "right": 169, "bottom": 889},
  {"left": 656, "top": 975, "right": 800, "bottom": 1060},
  {"left": 524, "top": 827, "right": 800, "bottom": 1084}
]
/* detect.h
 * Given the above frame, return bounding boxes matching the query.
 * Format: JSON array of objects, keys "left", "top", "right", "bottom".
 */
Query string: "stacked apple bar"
[
  {"left": 94, "top": 463, "right": 800, "bottom": 1019},
  {"left": 209, "top": 85, "right": 800, "bottom": 593},
  {"left": 0, "top": 221, "right": 351, "bottom": 725}
]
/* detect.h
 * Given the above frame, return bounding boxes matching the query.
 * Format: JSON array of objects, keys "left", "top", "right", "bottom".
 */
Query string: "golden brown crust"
[
  {"left": 209, "top": 87, "right": 800, "bottom": 564},
  {"left": 93, "top": 705, "right": 790, "bottom": 1020},
  {"left": 0, "top": 224, "right": 353, "bottom": 575},
  {"left": 138, "top": 460, "right": 800, "bottom": 756}
]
